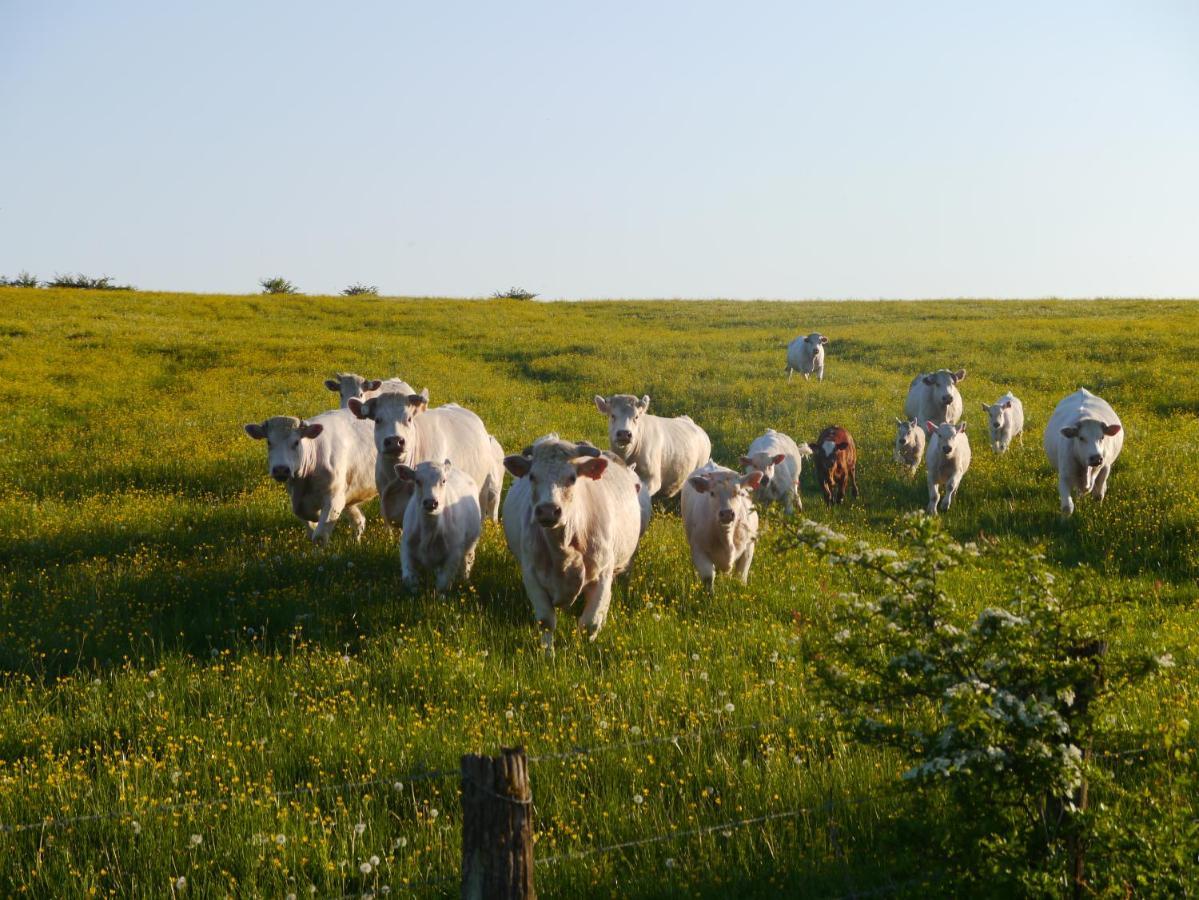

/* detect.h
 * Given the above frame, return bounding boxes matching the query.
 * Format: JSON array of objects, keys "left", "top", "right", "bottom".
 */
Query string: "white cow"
[
  {"left": 1043, "top": 388, "right": 1124, "bottom": 517},
  {"left": 243, "top": 408, "right": 377, "bottom": 543},
  {"left": 925, "top": 421, "right": 972, "bottom": 515},
  {"left": 894, "top": 417, "right": 926, "bottom": 478},
  {"left": 349, "top": 389, "right": 504, "bottom": 526},
  {"left": 739, "top": 429, "right": 811, "bottom": 514},
  {"left": 324, "top": 373, "right": 414, "bottom": 409},
  {"left": 981, "top": 392, "right": 1025, "bottom": 454},
  {"left": 395, "top": 459, "right": 482, "bottom": 594},
  {"left": 785, "top": 333, "right": 828, "bottom": 381},
  {"left": 594, "top": 394, "right": 711, "bottom": 498},
  {"left": 905, "top": 369, "right": 966, "bottom": 425},
  {"left": 502, "top": 438, "right": 645, "bottom": 655},
  {"left": 682, "top": 462, "right": 761, "bottom": 593}
]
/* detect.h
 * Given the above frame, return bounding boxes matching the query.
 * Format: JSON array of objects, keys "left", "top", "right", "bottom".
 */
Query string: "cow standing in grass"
[
  {"left": 808, "top": 426, "right": 859, "bottom": 505},
  {"left": 740, "top": 429, "right": 811, "bottom": 514},
  {"left": 682, "top": 462, "right": 761, "bottom": 592},
  {"left": 395, "top": 459, "right": 481, "bottom": 594},
  {"left": 502, "top": 438, "right": 645, "bottom": 656},
  {"left": 905, "top": 369, "right": 966, "bottom": 425},
  {"left": 981, "top": 392, "right": 1025, "bottom": 454},
  {"left": 324, "top": 373, "right": 414, "bottom": 409},
  {"left": 785, "top": 332, "right": 828, "bottom": 381},
  {"left": 894, "top": 418, "right": 926, "bottom": 478},
  {"left": 349, "top": 389, "right": 504, "bottom": 526},
  {"left": 1043, "top": 388, "right": 1124, "bottom": 517},
  {"left": 594, "top": 394, "right": 711, "bottom": 499},
  {"left": 925, "top": 421, "right": 972, "bottom": 515},
  {"left": 243, "top": 408, "right": 377, "bottom": 543}
]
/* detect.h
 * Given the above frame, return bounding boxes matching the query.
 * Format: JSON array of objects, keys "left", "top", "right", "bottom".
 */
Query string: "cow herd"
[{"left": 242, "top": 335, "right": 1127, "bottom": 653}]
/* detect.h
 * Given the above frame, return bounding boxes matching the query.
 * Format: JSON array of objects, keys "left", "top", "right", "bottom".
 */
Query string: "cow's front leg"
[
  {"left": 578, "top": 573, "right": 614, "bottom": 640},
  {"left": 1091, "top": 464, "right": 1112, "bottom": 503},
  {"left": 346, "top": 504, "right": 366, "bottom": 541},
  {"left": 312, "top": 491, "right": 346, "bottom": 544},
  {"left": 400, "top": 535, "right": 421, "bottom": 592},
  {"left": 927, "top": 481, "right": 942, "bottom": 516},
  {"left": 523, "top": 567, "right": 558, "bottom": 658},
  {"left": 733, "top": 541, "right": 755, "bottom": 584},
  {"left": 434, "top": 547, "right": 467, "bottom": 595},
  {"left": 1058, "top": 475, "right": 1076, "bottom": 518},
  {"left": 939, "top": 478, "right": 957, "bottom": 513},
  {"left": 691, "top": 547, "right": 717, "bottom": 594}
]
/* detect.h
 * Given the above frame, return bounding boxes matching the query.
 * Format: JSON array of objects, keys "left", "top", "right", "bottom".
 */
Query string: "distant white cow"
[
  {"left": 925, "top": 421, "right": 971, "bottom": 515},
  {"left": 324, "top": 373, "right": 414, "bottom": 409},
  {"left": 894, "top": 418, "right": 926, "bottom": 478},
  {"left": 243, "top": 408, "right": 377, "bottom": 543},
  {"left": 785, "top": 333, "right": 827, "bottom": 381},
  {"left": 905, "top": 369, "right": 966, "bottom": 425},
  {"left": 349, "top": 389, "right": 504, "bottom": 526},
  {"left": 739, "top": 429, "right": 811, "bottom": 514},
  {"left": 981, "top": 392, "right": 1025, "bottom": 454},
  {"left": 395, "top": 459, "right": 482, "bottom": 594},
  {"left": 594, "top": 394, "right": 711, "bottom": 498},
  {"left": 682, "top": 462, "right": 761, "bottom": 592},
  {"left": 502, "top": 438, "right": 645, "bottom": 655},
  {"left": 1043, "top": 388, "right": 1124, "bottom": 517}
]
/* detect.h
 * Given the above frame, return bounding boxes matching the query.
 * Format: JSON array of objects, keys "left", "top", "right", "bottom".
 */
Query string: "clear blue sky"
[{"left": 2, "top": 0, "right": 1197, "bottom": 299}]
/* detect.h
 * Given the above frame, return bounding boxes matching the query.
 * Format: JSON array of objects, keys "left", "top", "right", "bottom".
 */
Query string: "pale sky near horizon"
[{"left": 2, "top": 1, "right": 1197, "bottom": 300}]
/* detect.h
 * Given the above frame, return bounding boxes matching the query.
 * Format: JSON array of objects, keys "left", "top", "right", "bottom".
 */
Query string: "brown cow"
[{"left": 808, "top": 426, "right": 859, "bottom": 505}]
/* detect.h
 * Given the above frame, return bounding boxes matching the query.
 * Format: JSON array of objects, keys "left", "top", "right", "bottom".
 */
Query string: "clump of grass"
[
  {"left": 46, "top": 273, "right": 134, "bottom": 290},
  {"left": 492, "top": 286, "right": 538, "bottom": 300},
  {"left": 259, "top": 277, "right": 300, "bottom": 295},
  {"left": 342, "top": 283, "right": 379, "bottom": 296},
  {"left": 0, "top": 271, "right": 40, "bottom": 288}
]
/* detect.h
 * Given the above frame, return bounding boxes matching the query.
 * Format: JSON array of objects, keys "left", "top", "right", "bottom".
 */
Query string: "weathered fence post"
[{"left": 461, "top": 746, "right": 535, "bottom": 900}]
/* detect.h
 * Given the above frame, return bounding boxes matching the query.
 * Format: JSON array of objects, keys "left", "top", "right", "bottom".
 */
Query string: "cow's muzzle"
[
  {"left": 1088, "top": 453, "right": 1103, "bottom": 468},
  {"left": 271, "top": 466, "right": 290, "bottom": 482},
  {"left": 717, "top": 508, "right": 736, "bottom": 525},
  {"left": 534, "top": 503, "right": 562, "bottom": 527},
  {"left": 382, "top": 436, "right": 406, "bottom": 456},
  {"left": 614, "top": 430, "right": 632, "bottom": 446},
  {"left": 422, "top": 498, "right": 440, "bottom": 514}
]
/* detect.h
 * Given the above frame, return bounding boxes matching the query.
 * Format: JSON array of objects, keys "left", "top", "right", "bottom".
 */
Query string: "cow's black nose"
[
  {"left": 534, "top": 503, "right": 562, "bottom": 525},
  {"left": 718, "top": 509, "right": 736, "bottom": 524},
  {"left": 1088, "top": 454, "right": 1103, "bottom": 467},
  {"left": 615, "top": 430, "right": 632, "bottom": 443},
  {"left": 271, "top": 466, "right": 290, "bottom": 481},
  {"left": 422, "top": 498, "right": 439, "bottom": 512}
]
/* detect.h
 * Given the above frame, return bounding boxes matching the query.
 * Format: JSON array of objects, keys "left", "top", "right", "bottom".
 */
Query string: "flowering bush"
[{"left": 787, "top": 513, "right": 1161, "bottom": 894}]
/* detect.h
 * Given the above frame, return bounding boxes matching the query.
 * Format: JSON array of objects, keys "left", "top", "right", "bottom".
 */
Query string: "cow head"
[
  {"left": 243, "top": 416, "right": 323, "bottom": 481},
  {"left": 1060, "top": 419, "right": 1121, "bottom": 469},
  {"left": 595, "top": 393, "right": 650, "bottom": 453},
  {"left": 922, "top": 369, "right": 965, "bottom": 408},
  {"left": 349, "top": 388, "right": 429, "bottom": 463},
  {"left": 739, "top": 451, "right": 786, "bottom": 502},
  {"left": 395, "top": 458, "right": 452, "bottom": 517},
  {"left": 688, "top": 468, "right": 762, "bottom": 528},
  {"left": 930, "top": 421, "right": 967, "bottom": 458},
  {"left": 895, "top": 417, "right": 923, "bottom": 451},
  {"left": 503, "top": 440, "right": 605, "bottom": 529}
]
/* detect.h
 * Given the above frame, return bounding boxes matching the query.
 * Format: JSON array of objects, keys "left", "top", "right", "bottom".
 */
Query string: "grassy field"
[{"left": 0, "top": 289, "right": 1196, "bottom": 898}]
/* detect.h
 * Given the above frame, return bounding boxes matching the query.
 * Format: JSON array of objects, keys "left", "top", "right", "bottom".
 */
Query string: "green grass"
[{"left": 0, "top": 289, "right": 1195, "bottom": 897}]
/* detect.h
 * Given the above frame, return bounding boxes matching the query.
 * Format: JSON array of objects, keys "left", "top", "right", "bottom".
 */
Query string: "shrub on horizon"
[{"left": 259, "top": 277, "right": 300, "bottom": 295}]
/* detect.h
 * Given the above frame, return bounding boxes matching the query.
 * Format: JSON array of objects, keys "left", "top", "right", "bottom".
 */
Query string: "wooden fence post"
[{"left": 461, "top": 746, "right": 535, "bottom": 900}]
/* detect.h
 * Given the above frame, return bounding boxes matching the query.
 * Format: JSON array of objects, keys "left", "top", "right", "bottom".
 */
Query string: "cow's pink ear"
[
  {"left": 688, "top": 475, "right": 711, "bottom": 493},
  {"left": 324, "top": 379, "right": 340, "bottom": 392},
  {"left": 953, "top": 369, "right": 966, "bottom": 382},
  {"left": 348, "top": 397, "right": 370, "bottom": 419},
  {"left": 820, "top": 336, "right": 828, "bottom": 344},
  {"left": 638, "top": 394, "right": 651, "bottom": 411},
  {"left": 925, "top": 421, "right": 936, "bottom": 434},
  {"left": 594, "top": 395, "right": 610, "bottom": 414},
  {"left": 395, "top": 465, "right": 417, "bottom": 482},
  {"left": 739, "top": 455, "right": 753, "bottom": 467},
  {"left": 771, "top": 453, "right": 786, "bottom": 465},
  {"left": 244, "top": 423, "right": 266, "bottom": 440},
  {"left": 503, "top": 455, "right": 531, "bottom": 478},
  {"left": 1102, "top": 423, "right": 1122, "bottom": 436},
  {"left": 576, "top": 456, "right": 608, "bottom": 480},
  {"left": 742, "top": 471, "right": 764, "bottom": 490},
  {"left": 957, "top": 422, "right": 967, "bottom": 433},
  {"left": 299, "top": 422, "right": 323, "bottom": 439},
  {"left": 363, "top": 379, "right": 382, "bottom": 391}
]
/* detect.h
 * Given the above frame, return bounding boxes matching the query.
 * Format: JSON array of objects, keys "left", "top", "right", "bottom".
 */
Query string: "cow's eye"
[{"left": 529, "top": 474, "right": 537, "bottom": 484}]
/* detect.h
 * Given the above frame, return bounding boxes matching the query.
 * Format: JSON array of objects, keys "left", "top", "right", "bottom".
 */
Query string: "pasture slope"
[{"left": 0, "top": 289, "right": 1196, "bottom": 898}]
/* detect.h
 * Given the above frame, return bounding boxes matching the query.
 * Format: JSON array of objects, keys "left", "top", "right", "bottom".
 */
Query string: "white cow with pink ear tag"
[{"left": 1043, "top": 389, "right": 1124, "bottom": 517}]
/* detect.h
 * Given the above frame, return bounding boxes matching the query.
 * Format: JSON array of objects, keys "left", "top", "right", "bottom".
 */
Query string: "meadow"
[{"left": 0, "top": 289, "right": 1196, "bottom": 898}]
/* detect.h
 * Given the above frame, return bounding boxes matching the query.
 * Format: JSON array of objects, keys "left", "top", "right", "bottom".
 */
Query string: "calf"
[
  {"left": 785, "top": 332, "right": 828, "bottom": 381},
  {"left": 894, "top": 417, "right": 926, "bottom": 478},
  {"left": 395, "top": 459, "right": 481, "bottom": 594},
  {"left": 594, "top": 393, "right": 711, "bottom": 498},
  {"left": 324, "top": 373, "right": 414, "bottom": 409},
  {"left": 981, "top": 392, "right": 1025, "bottom": 454},
  {"left": 349, "top": 389, "right": 504, "bottom": 526},
  {"left": 904, "top": 369, "right": 966, "bottom": 425},
  {"left": 740, "top": 428, "right": 812, "bottom": 514},
  {"left": 682, "top": 462, "right": 761, "bottom": 592},
  {"left": 925, "top": 421, "right": 971, "bottom": 515},
  {"left": 502, "top": 438, "right": 645, "bottom": 655},
  {"left": 1043, "top": 388, "right": 1124, "bottom": 517},
  {"left": 808, "top": 426, "right": 859, "bottom": 505},
  {"left": 243, "top": 408, "right": 376, "bottom": 543}
]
